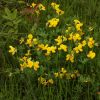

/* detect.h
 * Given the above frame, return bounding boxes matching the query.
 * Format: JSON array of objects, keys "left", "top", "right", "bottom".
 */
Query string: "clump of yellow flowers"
[
  {"left": 51, "top": 2, "right": 64, "bottom": 15},
  {"left": 38, "top": 77, "right": 54, "bottom": 86},
  {"left": 54, "top": 68, "right": 80, "bottom": 79},
  {"left": 30, "top": 2, "right": 45, "bottom": 15},
  {"left": 46, "top": 18, "right": 59, "bottom": 28},
  {"left": 8, "top": 2, "right": 98, "bottom": 86}
]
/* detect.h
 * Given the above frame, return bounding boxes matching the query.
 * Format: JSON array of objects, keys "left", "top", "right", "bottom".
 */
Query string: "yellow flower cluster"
[
  {"left": 54, "top": 68, "right": 80, "bottom": 79},
  {"left": 55, "top": 35, "right": 67, "bottom": 45},
  {"left": 68, "top": 33, "right": 81, "bottom": 41},
  {"left": 74, "top": 19, "right": 83, "bottom": 31},
  {"left": 65, "top": 27, "right": 71, "bottom": 33},
  {"left": 26, "top": 34, "right": 38, "bottom": 47},
  {"left": 68, "top": 33, "right": 73, "bottom": 40},
  {"left": 20, "top": 56, "right": 39, "bottom": 71},
  {"left": 38, "top": 4, "right": 46, "bottom": 11},
  {"left": 37, "top": 44, "right": 57, "bottom": 56},
  {"left": 73, "top": 43, "right": 83, "bottom": 53},
  {"left": 8, "top": 46, "right": 17, "bottom": 55},
  {"left": 73, "top": 33, "right": 81, "bottom": 41},
  {"left": 29, "top": 2, "right": 45, "bottom": 15},
  {"left": 31, "top": 2, "right": 45, "bottom": 11},
  {"left": 45, "top": 46, "right": 57, "bottom": 56},
  {"left": 38, "top": 77, "right": 54, "bottom": 85},
  {"left": 46, "top": 18, "right": 59, "bottom": 27},
  {"left": 8, "top": 5, "right": 98, "bottom": 86},
  {"left": 58, "top": 44, "right": 67, "bottom": 52},
  {"left": 51, "top": 2, "right": 64, "bottom": 15},
  {"left": 73, "top": 40, "right": 87, "bottom": 54}
]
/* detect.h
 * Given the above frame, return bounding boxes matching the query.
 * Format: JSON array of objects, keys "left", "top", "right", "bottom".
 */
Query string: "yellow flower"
[
  {"left": 26, "top": 34, "right": 38, "bottom": 47},
  {"left": 20, "top": 56, "right": 27, "bottom": 62},
  {"left": 66, "top": 27, "right": 71, "bottom": 33},
  {"left": 54, "top": 72, "right": 59, "bottom": 78},
  {"left": 55, "top": 36, "right": 67, "bottom": 45},
  {"left": 56, "top": 8, "right": 64, "bottom": 15},
  {"left": 25, "top": 50, "right": 31, "bottom": 56},
  {"left": 45, "top": 46, "right": 57, "bottom": 56},
  {"left": 33, "top": 38, "right": 38, "bottom": 45},
  {"left": 38, "top": 77, "right": 47, "bottom": 85},
  {"left": 71, "top": 74, "right": 76, "bottom": 79},
  {"left": 48, "top": 79, "right": 54, "bottom": 84},
  {"left": 68, "top": 33, "right": 73, "bottom": 40},
  {"left": 28, "top": 34, "right": 33, "bottom": 39},
  {"left": 74, "top": 19, "right": 81, "bottom": 24},
  {"left": 8, "top": 46, "right": 17, "bottom": 55},
  {"left": 51, "top": 2, "right": 64, "bottom": 15},
  {"left": 58, "top": 44, "right": 67, "bottom": 52},
  {"left": 20, "top": 62, "right": 27, "bottom": 71},
  {"left": 42, "top": 44, "right": 49, "bottom": 50},
  {"left": 73, "top": 47, "right": 79, "bottom": 53},
  {"left": 26, "top": 34, "right": 33, "bottom": 47},
  {"left": 38, "top": 4, "right": 46, "bottom": 11},
  {"left": 89, "top": 26, "right": 93, "bottom": 32},
  {"left": 74, "top": 19, "right": 83, "bottom": 31},
  {"left": 73, "top": 43, "right": 83, "bottom": 53},
  {"left": 26, "top": 39, "right": 33, "bottom": 47},
  {"left": 88, "top": 37, "right": 95, "bottom": 48},
  {"left": 37, "top": 44, "right": 45, "bottom": 50},
  {"left": 61, "top": 68, "right": 67, "bottom": 74},
  {"left": 46, "top": 18, "right": 59, "bottom": 27},
  {"left": 66, "top": 54, "right": 74, "bottom": 63},
  {"left": 62, "top": 36, "right": 67, "bottom": 42},
  {"left": 73, "top": 33, "right": 81, "bottom": 41},
  {"left": 19, "top": 37, "right": 24, "bottom": 44},
  {"left": 76, "top": 23, "right": 83, "bottom": 31},
  {"left": 31, "top": 2, "right": 36, "bottom": 8},
  {"left": 51, "top": 2, "right": 59, "bottom": 9},
  {"left": 33, "top": 61, "right": 39, "bottom": 71},
  {"left": 82, "top": 40, "right": 86, "bottom": 46},
  {"left": 55, "top": 36, "right": 63, "bottom": 45},
  {"left": 77, "top": 43, "right": 83, "bottom": 52},
  {"left": 59, "top": 73, "right": 64, "bottom": 78},
  {"left": 87, "top": 51, "right": 96, "bottom": 59},
  {"left": 27, "top": 58, "right": 33, "bottom": 68},
  {"left": 50, "top": 46, "right": 57, "bottom": 53}
]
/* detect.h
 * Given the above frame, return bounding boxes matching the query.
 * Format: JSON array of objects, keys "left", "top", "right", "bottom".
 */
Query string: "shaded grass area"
[
  {"left": 0, "top": 72, "right": 99, "bottom": 100},
  {"left": 0, "top": 0, "right": 100, "bottom": 100}
]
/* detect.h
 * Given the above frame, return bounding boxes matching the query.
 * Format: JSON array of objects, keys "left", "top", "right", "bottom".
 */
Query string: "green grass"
[{"left": 0, "top": 0, "right": 100, "bottom": 100}]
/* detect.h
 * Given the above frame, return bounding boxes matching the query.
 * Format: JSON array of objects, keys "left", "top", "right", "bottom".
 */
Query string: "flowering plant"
[{"left": 8, "top": 2, "right": 98, "bottom": 86}]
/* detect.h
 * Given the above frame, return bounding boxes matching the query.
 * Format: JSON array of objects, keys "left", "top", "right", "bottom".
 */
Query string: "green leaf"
[
  {"left": 38, "top": 66, "right": 44, "bottom": 75},
  {"left": 4, "top": 7, "right": 11, "bottom": 18},
  {"left": 12, "top": 9, "right": 17, "bottom": 20},
  {"left": 2, "top": 15, "right": 11, "bottom": 20}
]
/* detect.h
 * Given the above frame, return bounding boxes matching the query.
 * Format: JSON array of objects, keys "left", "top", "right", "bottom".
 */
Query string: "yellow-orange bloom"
[
  {"left": 87, "top": 51, "right": 96, "bottom": 59},
  {"left": 88, "top": 37, "right": 95, "bottom": 48}
]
